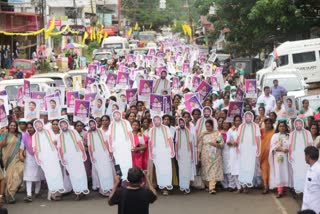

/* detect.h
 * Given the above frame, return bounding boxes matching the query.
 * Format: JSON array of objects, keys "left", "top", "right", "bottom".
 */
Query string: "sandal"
[
  {"left": 243, "top": 188, "right": 249, "bottom": 194},
  {"left": 7, "top": 197, "right": 16, "bottom": 204},
  {"left": 209, "top": 189, "right": 216, "bottom": 194},
  {"left": 162, "top": 190, "right": 169, "bottom": 196},
  {"left": 24, "top": 196, "right": 32, "bottom": 203},
  {"left": 262, "top": 188, "right": 269, "bottom": 194},
  {"left": 276, "top": 193, "right": 282, "bottom": 198}
]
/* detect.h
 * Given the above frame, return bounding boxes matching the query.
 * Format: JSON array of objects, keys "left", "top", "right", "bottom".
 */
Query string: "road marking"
[{"left": 271, "top": 194, "right": 288, "bottom": 214}]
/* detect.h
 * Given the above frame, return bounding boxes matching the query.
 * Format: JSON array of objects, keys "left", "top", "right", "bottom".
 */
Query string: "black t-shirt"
[{"left": 110, "top": 187, "right": 157, "bottom": 214}]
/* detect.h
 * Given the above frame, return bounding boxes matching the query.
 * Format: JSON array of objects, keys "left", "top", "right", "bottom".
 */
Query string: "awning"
[{"left": 0, "top": 11, "right": 41, "bottom": 32}]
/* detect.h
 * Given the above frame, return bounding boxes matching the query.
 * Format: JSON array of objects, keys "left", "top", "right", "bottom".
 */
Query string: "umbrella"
[{"left": 64, "top": 43, "right": 84, "bottom": 49}]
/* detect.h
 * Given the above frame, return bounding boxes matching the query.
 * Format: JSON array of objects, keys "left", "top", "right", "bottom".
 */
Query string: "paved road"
[{"left": 6, "top": 189, "right": 300, "bottom": 214}]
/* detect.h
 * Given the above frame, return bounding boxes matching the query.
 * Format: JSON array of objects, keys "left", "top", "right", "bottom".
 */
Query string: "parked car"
[
  {"left": 0, "top": 78, "right": 54, "bottom": 105},
  {"left": 259, "top": 71, "right": 308, "bottom": 98},
  {"left": 9, "top": 59, "right": 36, "bottom": 78},
  {"left": 31, "top": 72, "right": 72, "bottom": 89}
]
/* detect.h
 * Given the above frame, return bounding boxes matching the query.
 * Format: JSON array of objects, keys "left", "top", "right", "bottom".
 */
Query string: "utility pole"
[
  {"left": 118, "top": 0, "right": 121, "bottom": 36},
  {"left": 73, "top": 0, "right": 77, "bottom": 25},
  {"left": 41, "top": 0, "right": 45, "bottom": 46}
]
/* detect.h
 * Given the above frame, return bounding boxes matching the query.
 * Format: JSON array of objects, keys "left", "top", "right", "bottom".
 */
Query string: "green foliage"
[
  {"left": 39, "top": 60, "right": 52, "bottom": 73},
  {"left": 84, "top": 40, "right": 100, "bottom": 63},
  {"left": 195, "top": 0, "right": 319, "bottom": 57},
  {"left": 51, "top": 34, "right": 62, "bottom": 51},
  {"left": 123, "top": 0, "right": 198, "bottom": 30}
]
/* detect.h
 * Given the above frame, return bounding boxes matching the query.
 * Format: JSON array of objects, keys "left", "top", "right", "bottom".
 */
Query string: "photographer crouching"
[{"left": 108, "top": 167, "right": 157, "bottom": 214}]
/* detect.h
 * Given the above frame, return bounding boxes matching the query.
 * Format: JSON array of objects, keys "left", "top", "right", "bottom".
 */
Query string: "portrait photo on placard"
[
  {"left": 0, "top": 104, "right": 8, "bottom": 129},
  {"left": 106, "top": 73, "right": 117, "bottom": 90},
  {"left": 138, "top": 79, "right": 153, "bottom": 102},
  {"left": 184, "top": 95, "right": 202, "bottom": 113},
  {"left": 66, "top": 91, "right": 79, "bottom": 113},
  {"left": 92, "top": 96, "right": 106, "bottom": 118},
  {"left": 227, "top": 101, "right": 244, "bottom": 122},
  {"left": 31, "top": 92, "right": 46, "bottom": 111},
  {"left": 283, "top": 96, "right": 297, "bottom": 118},
  {"left": 24, "top": 99, "right": 40, "bottom": 121},
  {"left": 195, "top": 81, "right": 212, "bottom": 102},
  {"left": 245, "top": 79, "right": 257, "bottom": 98},
  {"left": 47, "top": 96, "right": 61, "bottom": 120},
  {"left": 116, "top": 72, "right": 129, "bottom": 89},
  {"left": 73, "top": 100, "right": 90, "bottom": 123}
]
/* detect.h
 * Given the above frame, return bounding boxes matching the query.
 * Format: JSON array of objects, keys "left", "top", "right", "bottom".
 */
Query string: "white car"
[
  {"left": 146, "top": 42, "right": 157, "bottom": 48},
  {"left": 31, "top": 72, "right": 73, "bottom": 89},
  {"left": 260, "top": 71, "right": 308, "bottom": 98}
]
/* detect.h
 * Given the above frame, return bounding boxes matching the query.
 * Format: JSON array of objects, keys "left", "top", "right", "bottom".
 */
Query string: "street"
[{"left": 7, "top": 189, "right": 300, "bottom": 214}]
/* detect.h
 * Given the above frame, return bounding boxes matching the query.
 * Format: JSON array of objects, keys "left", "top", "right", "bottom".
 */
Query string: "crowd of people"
[{"left": 0, "top": 36, "right": 319, "bottom": 214}]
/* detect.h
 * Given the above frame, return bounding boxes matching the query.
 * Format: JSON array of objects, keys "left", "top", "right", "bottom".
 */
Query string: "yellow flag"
[
  {"left": 186, "top": 24, "right": 192, "bottom": 38},
  {"left": 149, "top": 23, "right": 153, "bottom": 29},
  {"left": 182, "top": 24, "right": 187, "bottom": 35},
  {"left": 90, "top": 27, "right": 93, "bottom": 40},
  {"left": 93, "top": 27, "right": 96, "bottom": 40},
  {"left": 173, "top": 21, "right": 177, "bottom": 28},
  {"left": 82, "top": 31, "right": 88, "bottom": 45},
  {"left": 128, "top": 27, "right": 133, "bottom": 36},
  {"left": 45, "top": 17, "right": 56, "bottom": 39},
  {"left": 134, "top": 22, "right": 139, "bottom": 30}
]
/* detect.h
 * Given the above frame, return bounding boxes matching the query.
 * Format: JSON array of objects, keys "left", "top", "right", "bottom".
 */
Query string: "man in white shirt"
[
  {"left": 257, "top": 86, "right": 276, "bottom": 114},
  {"left": 302, "top": 146, "right": 320, "bottom": 214}
]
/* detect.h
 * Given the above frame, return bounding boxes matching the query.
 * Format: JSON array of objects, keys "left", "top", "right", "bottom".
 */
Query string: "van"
[
  {"left": 256, "top": 38, "right": 320, "bottom": 85},
  {"left": 101, "top": 36, "right": 129, "bottom": 56},
  {"left": 0, "top": 78, "right": 54, "bottom": 104},
  {"left": 30, "top": 72, "right": 72, "bottom": 89},
  {"left": 259, "top": 71, "right": 308, "bottom": 98}
]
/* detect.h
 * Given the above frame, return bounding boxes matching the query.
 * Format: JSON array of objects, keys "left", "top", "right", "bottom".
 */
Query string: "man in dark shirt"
[{"left": 109, "top": 167, "right": 157, "bottom": 214}]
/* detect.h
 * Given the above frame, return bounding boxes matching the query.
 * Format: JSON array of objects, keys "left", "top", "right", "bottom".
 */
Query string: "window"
[
  {"left": 6, "top": 84, "right": 39, "bottom": 101},
  {"left": 279, "top": 55, "right": 288, "bottom": 66},
  {"left": 292, "top": 51, "right": 316, "bottom": 64}
]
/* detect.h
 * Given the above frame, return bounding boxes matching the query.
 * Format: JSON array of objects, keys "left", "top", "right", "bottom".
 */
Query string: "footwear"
[
  {"left": 7, "top": 197, "right": 16, "bottom": 204},
  {"left": 0, "top": 197, "right": 4, "bottom": 207},
  {"left": 262, "top": 188, "right": 269, "bottom": 194},
  {"left": 243, "top": 188, "right": 249, "bottom": 194},
  {"left": 75, "top": 195, "right": 80, "bottom": 201},
  {"left": 234, "top": 189, "right": 242, "bottom": 194},
  {"left": 35, "top": 193, "right": 42, "bottom": 198},
  {"left": 228, "top": 188, "right": 234, "bottom": 192},
  {"left": 162, "top": 190, "right": 169, "bottom": 196},
  {"left": 209, "top": 189, "right": 216, "bottom": 194},
  {"left": 24, "top": 196, "right": 32, "bottom": 203},
  {"left": 276, "top": 193, "right": 282, "bottom": 198},
  {"left": 51, "top": 195, "right": 61, "bottom": 201}
]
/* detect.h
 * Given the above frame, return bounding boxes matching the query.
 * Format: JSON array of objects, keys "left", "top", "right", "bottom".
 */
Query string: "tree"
[
  {"left": 122, "top": 0, "right": 198, "bottom": 30},
  {"left": 195, "top": 0, "right": 319, "bottom": 57}
]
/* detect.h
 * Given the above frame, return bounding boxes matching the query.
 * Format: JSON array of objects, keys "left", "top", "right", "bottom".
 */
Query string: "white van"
[
  {"left": 0, "top": 78, "right": 54, "bottom": 104},
  {"left": 101, "top": 36, "right": 129, "bottom": 56},
  {"left": 31, "top": 72, "right": 72, "bottom": 89},
  {"left": 260, "top": 71, "right": 308, "bottom": 98},
  {"left": 257, "top": 38, "right": 320, "bottom": 84}
]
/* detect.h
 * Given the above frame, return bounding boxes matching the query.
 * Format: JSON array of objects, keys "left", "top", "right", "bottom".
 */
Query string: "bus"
[{"left": 138, "top": 31, "right": 157, "bottom": 47}]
